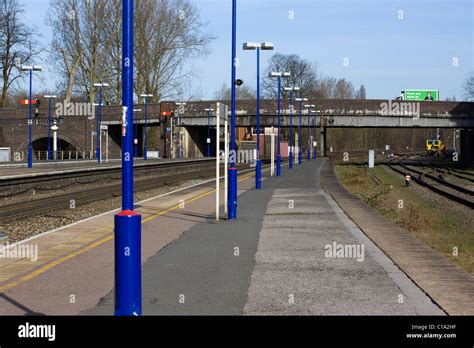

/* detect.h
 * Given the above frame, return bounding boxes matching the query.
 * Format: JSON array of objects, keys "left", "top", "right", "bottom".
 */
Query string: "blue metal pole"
[
  {"left": 299, "top": 100, "right": 303, "bottom": 165},
  {"left": 47, "top": 98, "right": 52, "bottom": 161},
  {"left": 313, "top": 110, "right": 317, "bottom": 159},
  {"left": 289, "top": 90, "right": 293, "bottom": 169},
  {"left": 96, "top": 86, "right": 102, "bottom": 163},
  {"left": 114, "top": 0, "right": 142, "bottom": 316},
  {"left": 256, "top": 47, "right": 262, "bottom": 190},
  {"left": 179, "top": 110, "right": 183, "bottom": 158},
  {"left": 276, "top": 76, "right": 281, "bottom": 176},
  {"left": 27, "top": 70, "right": 33, "bottom": 168},
  {"left": 228, "top": 0, "right": 238, "bottom": 219},
  {"left": 144, "top": 98, "right": 148, "bottom": 160},
  {"left": 307, "top": 107, "right": 311, "bottom": 161},
  {"left": 207, "top": 110, "right": 211, "bottom": 158}
]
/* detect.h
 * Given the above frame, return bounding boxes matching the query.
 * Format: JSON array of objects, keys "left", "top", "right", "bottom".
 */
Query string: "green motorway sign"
[{"left": 404, "top": 89, "right": 439, "bottom": 101}]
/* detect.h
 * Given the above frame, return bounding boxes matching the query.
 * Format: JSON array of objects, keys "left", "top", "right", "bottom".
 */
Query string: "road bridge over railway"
[
  {"left": 167, "top": 99, "right": 474, "bottom": 167},
  {"left": 1, "top": 99, "right": 473, "bottom": 166}
]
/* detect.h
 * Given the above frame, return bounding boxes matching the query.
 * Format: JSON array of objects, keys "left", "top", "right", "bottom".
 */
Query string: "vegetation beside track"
[{"left": 335, "top": 164, "right": 474, "bottom": 275}]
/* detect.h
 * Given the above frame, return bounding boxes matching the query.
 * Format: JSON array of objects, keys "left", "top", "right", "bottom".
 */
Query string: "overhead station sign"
[{"left": 404, "top": 89, "right": 439, "bottom": 101}]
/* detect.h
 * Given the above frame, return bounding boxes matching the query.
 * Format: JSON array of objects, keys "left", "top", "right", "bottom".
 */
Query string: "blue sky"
[{"left": 20, "top": 0, "right": 473, "bottom": 100}]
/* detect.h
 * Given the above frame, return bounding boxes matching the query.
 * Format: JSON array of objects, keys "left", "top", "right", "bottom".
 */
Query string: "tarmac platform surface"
[{"left": 86, "top": 160, "right": 443, "bottom": 315}]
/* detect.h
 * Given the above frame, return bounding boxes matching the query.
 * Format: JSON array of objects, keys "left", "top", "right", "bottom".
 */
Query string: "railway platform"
[
  {"left": 86, "top": 160, "right": 443, "bottom": 315},
  {"left": 2, "top": 159, "right": 468, "bottom": 315}
]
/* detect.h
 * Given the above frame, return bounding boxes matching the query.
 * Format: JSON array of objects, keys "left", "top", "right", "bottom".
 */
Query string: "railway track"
[
  {"left": 386, "top": 155, "right": 474, "bottom": 209},
  {"left": 0, "top": 160, "right": 250, "bottom": 223},
  {"left": 425, "top": 159, "right": 474, "bottom": 183}
]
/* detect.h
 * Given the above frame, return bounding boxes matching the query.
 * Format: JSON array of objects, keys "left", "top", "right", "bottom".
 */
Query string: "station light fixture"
[
  {"left": 21, "top": 65, "right": 42, "bottom": 168},
  {"left": 269, "top": 72, "right": 291, "bottom": 78},
  {"left": 269, "top": 71, "right": 291, "bottom": 177},
  {"left": 243, "top": 40, "right": 275, "bottom": 189},
  {"left": 21, "top": 65, "right": 42, "bottom": 72},
  {"left": 243, "top": 42, "right": 274, "bottom": 51}
]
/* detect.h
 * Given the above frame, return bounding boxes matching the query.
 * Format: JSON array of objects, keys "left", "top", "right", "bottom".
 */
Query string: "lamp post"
[
  {"left": 284, "top": 87, "right": 300, "bottom": 169},
  {"left": 114, "top": 0, "right": 142, "bottom": 316},
  {"left": 140, "top": 94, "right": 153, "bottom": 160},
  {"left": 170, "top": 112, "right": 175, "bottom": 159},
  {"left": 228, "top": 0, "right": 238, "bottom": 219},
  {"left": 243, "top": 41, "right": 274, "bottom": 189},
  {"left": 44, "top": 95, "right": 57, "bottom": 161},
  {"left": 205, "top": 108, "right": 214, "bottom": 157},
  {"left": 93, "top": 82, "right": 109, "bottom": 163},
  {"left": 176, "top": 102, "right": 186, "bottom": 158},
  {"left": 133, "top": 109, "right": 141, "bottom": 158},
  {"left": 21, "top": 65, "right": 42, "bottom": 168},
  {"left": 269, "top": 72, "right": 290, "bottom": 177},
  {"left": 295, "top": 97, "right": 307, "bottom": 165},
  {"left": 305, "top": 104, "right": 315, "bottom": 161},
  {"left": 313, "top": 108, "right": 318, "bottom": 159}
]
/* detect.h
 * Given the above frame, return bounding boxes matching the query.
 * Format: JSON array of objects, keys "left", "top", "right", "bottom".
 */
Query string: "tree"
[
  {"left": 333, "top": 78, "right": 355, "bottom": 99},
  {"left": 0, "top": 0, "right": 40, "bottom": 107},
  {"left": 262, "top": 53, "right": 318, "bottom": 99},
  {"left": 214, "top": 83, "right": 255, "bottom": 100},
  {"left": 463, "top": 73, "right": 474, "bottom": 100},
  {"left": 47, "top": 0, "right": 83, "bottom": 103},
  {"left": 47, "top": 0, "right": 119, "bottom": 103},
  {"left": 355, "top": 84, "right": 366, "bottom": 99},
  {"left": 47, "top": 0, "right": 213, "bottom": 104},
  {"left": 134, "top": 0, "right": 214, "bottom": 101}
]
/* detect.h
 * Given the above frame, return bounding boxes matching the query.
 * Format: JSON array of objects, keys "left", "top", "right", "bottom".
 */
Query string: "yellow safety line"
[{"left": 0, "top": 172, "right": 255, "bottom": 292}]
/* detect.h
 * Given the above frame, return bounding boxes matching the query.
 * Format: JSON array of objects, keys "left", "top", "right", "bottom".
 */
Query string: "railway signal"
[{"left": 405, "top": 175, "right": 411, "bottom": 187}]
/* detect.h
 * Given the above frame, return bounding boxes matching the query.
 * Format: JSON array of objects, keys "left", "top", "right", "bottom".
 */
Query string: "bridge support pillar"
[
  {"left": 320, "top": 126, "right": 327, "bottom": 158},
  {"left": 459, "top": 128, "right": 474, "bottom": 168}
]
